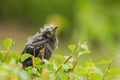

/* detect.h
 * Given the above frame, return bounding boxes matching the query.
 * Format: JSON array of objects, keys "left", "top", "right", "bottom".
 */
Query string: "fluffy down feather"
[{"left": 20, "top": 24, "right": 58, "bottom": 67}]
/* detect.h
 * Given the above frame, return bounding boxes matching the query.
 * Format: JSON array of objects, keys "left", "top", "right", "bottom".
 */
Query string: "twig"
[
  {"left": 102, "top": 62, "right": 112, "bottom": 80},
  {"left": 3, "top": 49, "right": 10, "bottom": 62},
  {"left": 32, "top": 49, "right": 35, "bottom": 68},
  {"left": 55, "top": 39, "right": 87, "bottom": 79},
  {"left": 39, "top": 48, "right": 45, "bottom": 74},
  {"left": 32, "top": 49, "right": 36, "bottom": 77},
  {"left": 32, "top": 56, "right": 35, "bottom": 68},
  {"left": 55, "top": 39, "right": 86, "bottom": 74},
  {"left": 67, "top": 60, "right": 78, "bottom": 80},
  {"left": 67, "top": 76, "right": 70, "bottom": 80},
  {"left": 55, "top": 55, "right": 72, "bottom": 80},
  {"left": 82, "top": 65, "right": 91, "bottom": 80},
  {"left": 2, "top": 40, "right": 14, "bottom": 62},
  {"left": 102, "top": 55, "right": 116, "bottom": 80},
  {"left": 0, "top": 50, "right": 20, "bottom": 54},
  {"left": 72, "top": 60, "right": 78, "bottom": 73},
  {"left": 55, "top": 55, "right": 72, "bottom": 74},
  {"left": 41, "top": 48, "right": 45, "bottom": 63}
]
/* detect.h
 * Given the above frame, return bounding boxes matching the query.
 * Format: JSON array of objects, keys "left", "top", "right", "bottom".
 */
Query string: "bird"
[{"left": 20, "top": 24, "right": 58, "bottom": 67}]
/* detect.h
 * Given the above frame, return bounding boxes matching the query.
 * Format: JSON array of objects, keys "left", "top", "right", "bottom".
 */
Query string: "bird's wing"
[
  {"left": 20, "top": 38, "right": 48, "bottom": 67},
  {"left": 21, "top": 38, "right": 48, "bottom": 56}
]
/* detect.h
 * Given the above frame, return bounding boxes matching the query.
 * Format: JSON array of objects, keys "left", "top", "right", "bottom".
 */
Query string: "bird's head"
[{"left": 41, "top": 24, "right": 58, "bottom": 39}]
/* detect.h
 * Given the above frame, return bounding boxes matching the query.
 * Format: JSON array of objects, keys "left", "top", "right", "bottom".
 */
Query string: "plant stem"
[
  {"left": 32, "top": 49, "right": 37, "bottom": 77},
  {"left": 55, "top": 55, "right": 72, "bottom": 74},
  {"left": 67, "top": 60, "right": 78, "bottom": 80},
  {"left": 55, "top": 39, "right": 87, "bottom": 78},
  {"left": 32, "top": 49, "right": 36, "bottom": 68},
  {"left": 41, "top": 48, "right": 45, "bottom": 63},
  {"left": 0, "top": 50, "right": 20, "bottom": 54},
  {"left": 72, "top": 60, "right": 78, "bottom": 73},
  {"left": 102, "top": 62, "right": 112, "bottom": 80},
  {"left": 32, "top": 56, "right": 35, "bottom": 68},
  {"left": 102, "top": 55, "right": 116, "bottom": 80},
  {"left": 3, "top": 49, "right": 10, "bottom": 62}
]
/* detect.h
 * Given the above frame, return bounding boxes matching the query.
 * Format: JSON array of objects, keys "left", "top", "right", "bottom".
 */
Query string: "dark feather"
[{"left": 20, "top": 24, "right": 58, "bottom": 67}]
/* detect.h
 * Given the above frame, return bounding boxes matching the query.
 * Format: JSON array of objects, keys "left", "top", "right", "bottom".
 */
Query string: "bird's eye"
[
  {"left": 48, "top": 31, "right": 51, "bottom": 33},
  {"left": 46, "top": 31, "right": 51, "bottom": 37}
]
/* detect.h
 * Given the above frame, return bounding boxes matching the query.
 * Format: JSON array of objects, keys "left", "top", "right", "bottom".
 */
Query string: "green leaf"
[
  {"left": 3, "top": 38, "right": 13, "bottom": 49},
  {"left": 77, "top": 76, "right": 84, "bottom": 80},
  {"left": 98, "top": 60, "right": 111, "bottom": 65},
  {"left": 20, "top": 54, "right": 32, "bottom": 62},
  {"left": 69, "top": 72, "right": 74, "bottom": 79},
  {"left": 62, "top": 64, "right": 69, "bottom": 70},
  {"left": 43, "top": 59, "right": 49, "bottom": 65},
  {"left": 25, "top": 66, "right": 33, "bottom": 74},
  {"left": 109, "top": 68, "right": 120, "bottom": 75},
  {"left": 35, "top": 58, "right": 42, "bottom": 65},
  {"left": 94, "top": 67, "right": 102, "bottom": 75},
  {"left": 32, "top": 68, "right": 37, "bottom": 73},
  {"left": 81, "top": 43, "right": 88, "bottom": 50},
  {"left": 33, "top": 77, "right": 41, "bottom": 80},
  {"left": 19, "top": 70, "right": 30, "bottom": 80},
  {"left": 53, "top": 61, "right": 57, "bottom": 71},
  {"left": 40, "top": 49, "right": 43, "bottom": 53},
  {"left": 78, "top": 50, "right": 91, "bottom": 56},
  {"left": 64, "top": 56, "right": 69, "bottom": 59},
  {"left": 85, "top": 61, "right": 95, "bottom": 67},
  {"left": 68, "top": 44, "right": 76, "bottom": 52}
]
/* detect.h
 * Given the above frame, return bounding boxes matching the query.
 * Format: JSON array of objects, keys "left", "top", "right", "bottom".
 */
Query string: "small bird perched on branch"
[{"left": 20, "top": 24, "right": 58, "bottom": 67}]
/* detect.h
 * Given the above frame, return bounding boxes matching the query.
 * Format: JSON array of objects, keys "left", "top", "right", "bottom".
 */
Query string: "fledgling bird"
[{"left": 20, "top": 24, "right": 58, "bottom": 67}]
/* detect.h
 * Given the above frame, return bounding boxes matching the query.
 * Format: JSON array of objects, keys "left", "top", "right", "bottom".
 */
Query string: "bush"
[{"left": 0, "top": 38, "right": 120, "bottom": 80}]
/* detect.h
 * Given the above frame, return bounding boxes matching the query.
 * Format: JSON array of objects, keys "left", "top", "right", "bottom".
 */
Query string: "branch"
[
  {"left": 67, "top": 60, "right": 78, "bottom": 80},
  {"left": 0, "top": 50, "right": 20, "bottom": 54},
  {"left": 102, "top": 62, "right": 112, "bottom": 80},
  {"left": 72, "top": 60, "right": 78, "bottom": 73},
  {"left": 55, "top": 55, "right": 72, "bottom": 74},
  {"left": 55, "top": 39, "right": 86, "bottom": 74}
]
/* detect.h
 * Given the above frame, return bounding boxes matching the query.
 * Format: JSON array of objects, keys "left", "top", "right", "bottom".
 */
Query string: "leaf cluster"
[{"left": 0, "top": 38, "right": 120, "bottom": 80}]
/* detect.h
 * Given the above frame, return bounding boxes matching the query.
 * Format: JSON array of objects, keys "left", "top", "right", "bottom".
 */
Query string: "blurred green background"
[{"left": 0, "top": 0, "right": 120, "bottom": 74}]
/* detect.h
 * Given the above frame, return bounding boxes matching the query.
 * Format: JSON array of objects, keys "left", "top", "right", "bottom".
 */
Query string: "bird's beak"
[
  {"left": 51, "top": 26, "right": 58, "bottom": 38},
  {"left": 54, "top": 26, "right": 58, "bottom": 30}
]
